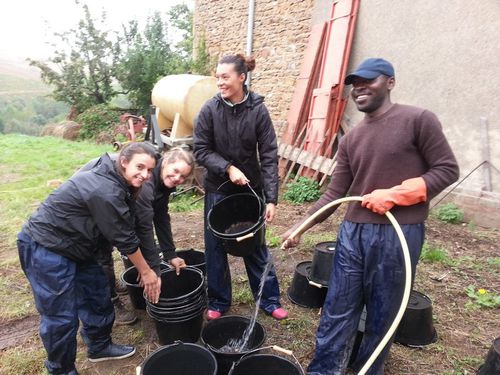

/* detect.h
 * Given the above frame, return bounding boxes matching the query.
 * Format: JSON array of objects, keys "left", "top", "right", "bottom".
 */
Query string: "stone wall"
[
  {"left": 194, "top": 0, "right": 500, "bottom": 206},
  {"left": 193, "top": 0, "right": 314, "bottom": 131}
]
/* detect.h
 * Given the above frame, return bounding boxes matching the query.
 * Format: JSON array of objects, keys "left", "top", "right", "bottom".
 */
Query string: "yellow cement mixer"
[{"left": 150, "top": 74, "right": 218, "bottom": 147}]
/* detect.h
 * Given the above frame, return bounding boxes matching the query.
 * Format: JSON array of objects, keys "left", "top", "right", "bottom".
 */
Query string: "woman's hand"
[
  {"left": 265, "top": 203, "right": 276, "bottom": 223},
  {"left": 227, "top": 165, "right": 249, "bottom": 186},
  {"left": 169, "top": 257, "right": 187, "bottom": 275},
  {"left": 138, "top": 268, "right": 161, "bottom": 304}
]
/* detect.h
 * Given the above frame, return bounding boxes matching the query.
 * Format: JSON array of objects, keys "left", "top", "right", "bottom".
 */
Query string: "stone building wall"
[{"left": 193, "top": 0, "right": 314, "bottom": 130}]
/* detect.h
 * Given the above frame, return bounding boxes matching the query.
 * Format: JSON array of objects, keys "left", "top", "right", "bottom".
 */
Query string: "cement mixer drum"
[{"left": 151, "top": 74, "right": 217, "bottom": 140}]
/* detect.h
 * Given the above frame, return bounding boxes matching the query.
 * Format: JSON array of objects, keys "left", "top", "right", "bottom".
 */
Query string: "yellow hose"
[{"left": 282, "top": 196, "right": 411, "bottom": 374}]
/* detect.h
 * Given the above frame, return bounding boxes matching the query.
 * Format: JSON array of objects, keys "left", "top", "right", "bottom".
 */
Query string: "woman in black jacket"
[
  {"left": 134, "top": 146, "right": 195, "bottom": 274},
  {"left": 17, "top": 142, "right": 159, "bottom": 375},
  {"left": 82, "top": 147, "right": 195, "bottom": 325},
  {"left": 193, "top": 54, "right": 287, "bottom": 321}
]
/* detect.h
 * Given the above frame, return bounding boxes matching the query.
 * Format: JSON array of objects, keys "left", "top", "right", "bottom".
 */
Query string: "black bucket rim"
[
  {"left": 287, "top": 261, "right": 327, "bottom": 309},
  {"left": 200, "top": 314, "right": 267, "bottom": 355},
  {"left": 207, "top": 192, "right": 265, "bottom": 239},
  {"left": 146, "top": 295, "right": 207, "bottom": 316},
  {"left": 175, "top": 248, "right": 206, "bottom": 269},
  {"left": 120, "top": 265, "right": 142, "bottom": 287},
  {"left": 140, "top": 341, "right": 217, "bottom": 375},
  {"left": 156, "top": 266, "right": 205, "bottom": 302},
  {"left": 229, "top": 353, "right": 303, "bottom": 375},
  {"left": 147, "top": 304, "right": 206, "bottom": 323},
  {"left": 148, "top": 292, "right": 206, "bottom": 310}
]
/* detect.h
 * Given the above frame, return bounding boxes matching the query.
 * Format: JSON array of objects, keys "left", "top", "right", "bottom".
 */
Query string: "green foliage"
[
  {"left": 26, "top": 3, "right": 211, "bottom": 117},
  {"left": 116, "top": 12, "right": 178, "bottom": 110},
  {"left": 265, "top": 227, "right": 282, "bottom": 248},
  {"left": 419, "top": 242, "right": 455, "bottom": 266},
  {"left": 486, "top": 257, "right": 500, "bottom": 269},
  {"left": 28, "top": 4, "right": 119, "bottom": 114},
  {"left": 0, "top": 90, "right": 69, "bottom": 136},
  {"left": 115, "top": 4, "right": 210, "bottom": 110},
  {"left": 191, "top": 35, "right": 213, "bottom": 75},
  {"left": 0, "top": 346, "right": 46, "bottom": 375},
  {"left": 464, "top": 285, "right": 500, "bottom": 309},
  {"left": 232, "top": 283, "right": 254, "bottom": 305},
  {"left": 435, "top": 203, "right": 464, "bottom": 224},
  {"left": 283, "top": 177, "right": 321, "bottom": 204},
  {"left": 169, "top": 190, "right": 203, "bottom": 212},
  {"left": 76, "top": 104, "right": 120, "bottom": 140}
]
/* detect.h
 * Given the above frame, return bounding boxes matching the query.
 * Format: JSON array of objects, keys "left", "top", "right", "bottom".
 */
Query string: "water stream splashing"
[{"left": 219, "top": 260, "right": 273, "bottom": 353}]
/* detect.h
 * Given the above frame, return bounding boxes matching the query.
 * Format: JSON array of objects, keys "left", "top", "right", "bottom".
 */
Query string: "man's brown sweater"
[{"left": 309, "top": 103, "right": 459, "bottom": 224}]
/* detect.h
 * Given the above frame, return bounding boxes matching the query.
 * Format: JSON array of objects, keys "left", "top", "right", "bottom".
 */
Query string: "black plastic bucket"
[
  {"left": 146, "top": 267, "right": 207, "bottom": 345},
  {"left": 158, "top": 266, "right": 205, "bottom": 302},
  {"left": 201, "top": 315, "right": 266, "bottom": 375},
  {"left": 287, "top": 261, "right": 327, "bottom": 308},
  {"left": 139, "top": 341, "right": 217, "bottom": 375},
  {"left": 207, "top": 192, "right": 266, "bottom": 257},
  {"left": 228, "top": 353, "right": 302, "bottom": 375},
  {"left": 120, "top": 266, "right": 146, "bottom": 310},
  {"left": 477, "top": 337, "right": 500, "bottom": 374},
  {"left": 309, "top": 241, "right": 336, "bottom": 287},
  {"left": 176, "top": 248, "right": 206, "bottom": 274},
  {"left": 349, "top": 306, "right": 367, "bottom": 366},
  {"left": 151, "top": 312, "right": 205, "bottom": 345},
  {"left": 395, "top": 290, "right": 437, "bottom": 347}
]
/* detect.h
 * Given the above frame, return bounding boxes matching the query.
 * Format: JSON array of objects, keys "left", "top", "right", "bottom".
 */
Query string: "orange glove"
[{"left": 362, "top": 177, "right": 427, "bottom": 215}]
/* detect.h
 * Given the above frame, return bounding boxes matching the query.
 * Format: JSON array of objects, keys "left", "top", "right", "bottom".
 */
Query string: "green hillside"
[
  {"left": 0, "top": 63, "right": 69, "bottom": 135},
  {"left": 0, "top": 73, "right": 49, "bottom": 93}
]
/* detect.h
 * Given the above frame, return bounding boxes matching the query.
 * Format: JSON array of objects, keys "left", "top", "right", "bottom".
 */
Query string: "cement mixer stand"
[
  {"left": 145, "top": 105, "right": 205, "bottom": 192},
  {"left": 146, "top": 105, "right": 194, "bottom": 150}
]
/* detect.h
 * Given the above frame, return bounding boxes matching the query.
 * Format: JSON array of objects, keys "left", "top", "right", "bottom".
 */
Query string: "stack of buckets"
[
  {"left": 146, "top": 266, "right": 206, "bottom": 345},
  {"left": 120, "top": 249, "right": 207, "bottom": 345}
]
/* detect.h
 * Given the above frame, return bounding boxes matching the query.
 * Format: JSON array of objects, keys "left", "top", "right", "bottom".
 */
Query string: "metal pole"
[
  {"left": 245, "top": 0, "right": 256, "bottom": 87},
  {"left": 480, "top": 117, "right": 492, "bottom": 191}
]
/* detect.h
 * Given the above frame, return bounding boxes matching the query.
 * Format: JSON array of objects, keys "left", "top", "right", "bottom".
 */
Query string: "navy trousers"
[
  {"left": 17, "top": 231, "right": 114, "bottom": 374},
  {"left": 307, "top": 221, "right": 424, "bottom": 375},
  {"left": 204, "top": 192, "right": 281, "bottom": 314}
]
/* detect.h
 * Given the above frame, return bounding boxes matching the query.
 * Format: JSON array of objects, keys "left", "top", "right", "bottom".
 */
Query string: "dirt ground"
[{"left": 0, "top": 200, "right": 498, "bottom": 374}]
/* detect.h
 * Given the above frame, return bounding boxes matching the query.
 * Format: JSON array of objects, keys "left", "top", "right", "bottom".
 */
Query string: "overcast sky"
[{"left": 0, "top": 0, "right": 193, "bottom": 61}]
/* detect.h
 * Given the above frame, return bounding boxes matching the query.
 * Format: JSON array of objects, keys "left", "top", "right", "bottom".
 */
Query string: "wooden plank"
[
  {"left": 281, "top": 23, "right": 327, "bottom": 145},
  {"left": 278, "top": 142, "right": 336, "bottom": 175}
]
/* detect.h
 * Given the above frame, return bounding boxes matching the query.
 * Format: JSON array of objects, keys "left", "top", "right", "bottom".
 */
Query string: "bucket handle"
[
  {"left": 136, "top": 340, "right": 187, "bottom": 375},
  {"left": 308, "top": 280, "right": 325, "bottom": 289},
  {"left": 216, "top": 180, "right": 262, "bottom": 204},
  {"left": 228, "top": 345, "right": 306, "bottom": 375},
  {"left": 236, "top": 232, "right": 254, "bottom": 242}
]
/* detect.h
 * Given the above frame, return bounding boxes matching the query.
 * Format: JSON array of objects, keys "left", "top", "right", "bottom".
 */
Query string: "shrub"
[
  {"left": 419, "top": 242, "right": 454, "bottom": 266},
  {"left": 76, "top": 104, "right": 120, "bottom": 141},
  {"left": 465, "top": 285, "right": 500, "bottom": 309},
  {"left": 435, "top": 203, "right": 464, "bottom": 224},
  {"left": 283, "top": 177, "right": 321, "bottom": 204}
]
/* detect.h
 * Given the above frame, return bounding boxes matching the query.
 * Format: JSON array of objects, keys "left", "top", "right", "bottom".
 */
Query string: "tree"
[
  {"left": 115, "top": 12, "right": 178, "bottom": 111},
  {"left": 115, "top": 4, "right": 212, "bottom": 111},
  {"left": 28, "top": 3, "right": 120, "bottom": 114}
]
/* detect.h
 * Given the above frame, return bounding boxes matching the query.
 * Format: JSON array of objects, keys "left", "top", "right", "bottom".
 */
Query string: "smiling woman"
[{"left": 16, "top": 141, "right": 161, "bottom": 374}]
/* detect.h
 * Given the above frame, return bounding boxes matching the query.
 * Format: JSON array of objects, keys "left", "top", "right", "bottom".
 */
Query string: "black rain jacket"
[
  {"left": 135, "top": 157, "right": 176, "bottom": 271},
  {"left": 193, "top": 91, "right": 279, "bottom": 204},
  {"left": 23, "top": 153, "right": 141, "bottom": 262}
]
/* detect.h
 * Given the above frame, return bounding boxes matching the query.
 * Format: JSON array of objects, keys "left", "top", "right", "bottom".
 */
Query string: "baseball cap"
[{"left": 344, "top": 58, "right": 395, "bottom": 85}]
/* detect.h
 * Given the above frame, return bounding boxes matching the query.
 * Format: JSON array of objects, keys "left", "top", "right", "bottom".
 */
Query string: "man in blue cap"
[{"left": 282, "top": 58, "right": 459, "bottom": 374}]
